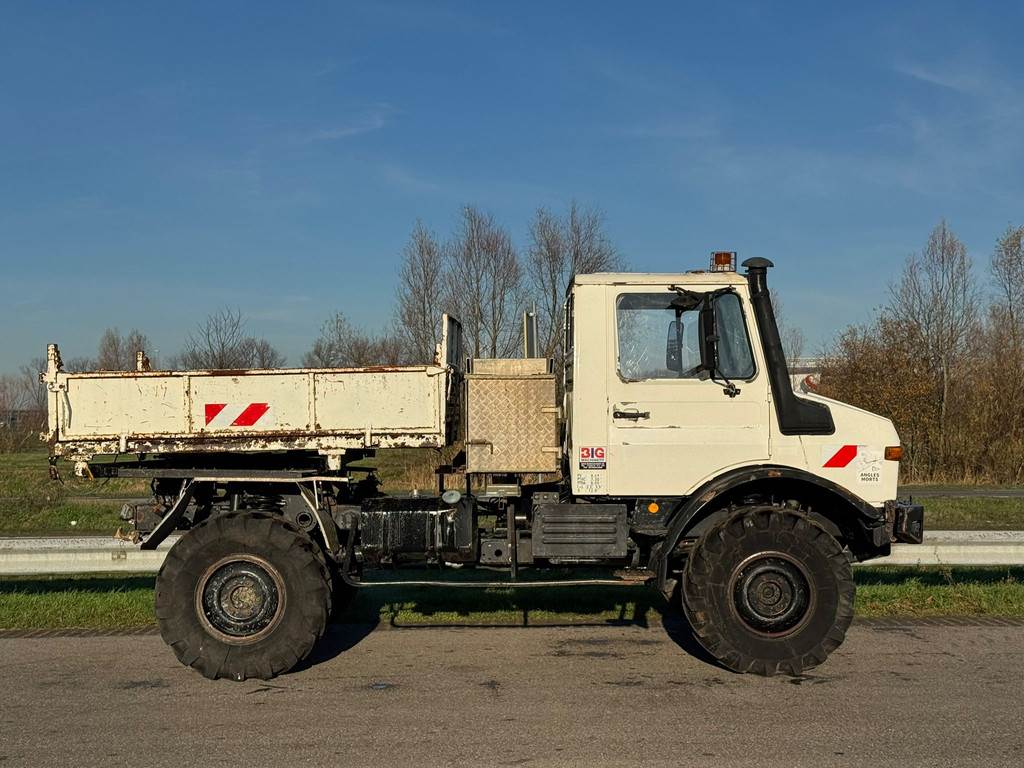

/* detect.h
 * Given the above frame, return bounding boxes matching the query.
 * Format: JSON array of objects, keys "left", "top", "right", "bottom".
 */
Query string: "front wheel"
[
  {"left": 155, "top": 511, "right": 332, "bottom": 681},
  {"left": 681, "top": 506, "right": 854, "bottom": 676}
]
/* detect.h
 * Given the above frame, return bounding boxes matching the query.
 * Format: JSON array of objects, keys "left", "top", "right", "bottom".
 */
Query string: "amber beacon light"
[{"left": 710, "top": 251, "right": 737, "bottom": 272}]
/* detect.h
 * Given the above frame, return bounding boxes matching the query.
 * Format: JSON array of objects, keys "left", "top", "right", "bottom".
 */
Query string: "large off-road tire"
[
  {"left": 682, "top": 506, "right": 854, "bottom": 677},
  {"left": 155, "top": 511, "right": 332, "bottom": 681}
]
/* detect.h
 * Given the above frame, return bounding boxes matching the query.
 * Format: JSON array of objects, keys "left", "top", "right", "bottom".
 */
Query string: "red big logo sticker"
[{"left": 579, "top": 446, "right": 607, "bottom": 469}]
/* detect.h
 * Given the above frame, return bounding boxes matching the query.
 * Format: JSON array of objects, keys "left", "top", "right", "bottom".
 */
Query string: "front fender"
[{"left": 651, "top": 464, "right": 888, "bottom": 593}]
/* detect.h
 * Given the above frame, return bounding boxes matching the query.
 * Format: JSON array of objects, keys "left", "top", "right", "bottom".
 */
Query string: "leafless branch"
[{"left": 175, "top": 308, "right": 285, "bottom": 369}]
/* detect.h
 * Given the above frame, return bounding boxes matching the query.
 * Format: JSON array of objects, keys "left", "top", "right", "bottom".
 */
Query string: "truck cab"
[{"left": 567, "top": 259, "right": 902, "bottom": 509}]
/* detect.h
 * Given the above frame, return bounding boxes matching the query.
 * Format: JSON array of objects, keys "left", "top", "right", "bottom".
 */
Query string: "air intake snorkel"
[{"left": 742, "top": 258, "right": 834, "bottom": 435}]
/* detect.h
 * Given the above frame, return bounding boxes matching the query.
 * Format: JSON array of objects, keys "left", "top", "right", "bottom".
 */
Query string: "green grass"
[
  {"left": 349, "top": 446, "right": 460, "bottom": 494},
  {"left": 0, "top": 450, "right": 148, "bottom": 535},
  {"left": 0, "top": 576, "right": 156, "bottom": 630},
  {"left": 919, "top": 496, "right": 1024, "bottom": 530},
  {"left": 0, "top": 500, "right": 129, "bottom": 536},
  {"left": 2, "top": 567, "right": 1022, "bottom": 631},
  {"left": 0, "top": 450, "right": 147, "bottom": 499},
  {"left": 0, "top": 448, "right": 446, "bottom": 535},
  {"left": 855, "top": 566, "right": 1024, "bottom": 617}
]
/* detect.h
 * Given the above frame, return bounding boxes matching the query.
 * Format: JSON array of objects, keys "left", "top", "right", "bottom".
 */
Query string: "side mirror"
[
  {"left": 698, "top": 298, "right": 718, "bottom": 374},
  {"left": 666, "top": 320, "right": 682, "bottom": 372}
]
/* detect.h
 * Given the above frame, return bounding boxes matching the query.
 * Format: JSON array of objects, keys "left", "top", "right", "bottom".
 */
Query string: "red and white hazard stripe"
[
  {"left": 203, "top": 403, "right": 271, "bottom": 430},
  {"left": 822, "top": 444, "right": 859, "bottom": 468}
]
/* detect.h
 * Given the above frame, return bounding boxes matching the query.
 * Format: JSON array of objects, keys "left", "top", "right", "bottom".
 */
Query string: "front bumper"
[{"left": 885, "top": 499, "right": 925, "bottom": 545}]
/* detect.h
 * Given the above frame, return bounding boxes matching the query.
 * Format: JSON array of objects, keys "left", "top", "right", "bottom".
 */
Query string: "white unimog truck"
[{"left": 41, "top": 255, "right": 923, "bottom": 680}]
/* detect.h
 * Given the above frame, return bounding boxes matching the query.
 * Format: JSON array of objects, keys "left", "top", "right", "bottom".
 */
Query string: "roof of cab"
[{"left": 571, "top": 271, "right": 748, "bottom": 286}]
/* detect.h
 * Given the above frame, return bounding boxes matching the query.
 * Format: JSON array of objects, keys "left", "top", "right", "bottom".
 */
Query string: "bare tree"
[
  {"left": 303, "top": 312, "right": 404, "bottom": 367},
  {"left": 771, "top": 290, "right": 806, "bottom": 366},
  {"left": 64, "top": 356, "right": 97, "bottom": 373},
  {"left": 97, "top": 328, "right": 153, "bottom": 371},
  {"left": 304, "top": 313, "right": 351, "bottom": 367},
  {"left": 781, "top": 326, "right": 805, "bottom": 365},
  {"left": 446, "top": 205, "right": 523, "bottom": 358},
  {"left": 527, "top": 202, "right": 620, "bottom": 364},
  {"left": 20, "top": 357, "right": 48, "bottom": 414},
  {"left": 0, "top": 358, "right": 48, "bottom": 451},
  {"left": 991, "top": 225, "right": 1024, "bottom": 330},
  {"left": 818, "top": 221, "right": 1024, "bottom": 482},
  {"left": 0, "top": 375, "right": 29, "bottom": 451},
  {"left": 887, "top": 219, "right": 977, "bottom": 464},
  {"left": 244, "top": 338, "right": 287, "bottom": 368},
  {"left": 974, "top": 224, "right": 1024, "bottom": 480},
  {"left": 819, "top": 315, "right": 940, "bottom": 480},
  {"left": 175, "top": 308, "right": 285, "bottom": 369},
  {"left": 394, "top": 221, "right": 446, "bottom": 363}
]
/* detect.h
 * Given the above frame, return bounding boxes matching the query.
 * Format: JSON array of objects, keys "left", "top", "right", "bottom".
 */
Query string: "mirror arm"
[
  {"left": 713, "top": 373, "right": 741, "bottom": 398},
  {"left": 698, "top": 292, "right": 740, "bottom": 397},
  {"left": 669, "top": 285, "right": 702, "bottom": 305}
]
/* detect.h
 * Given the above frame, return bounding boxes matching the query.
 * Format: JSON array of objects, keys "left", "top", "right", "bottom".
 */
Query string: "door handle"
[{"left": 613, "top": 408, "right": 650, "bottom": 421}]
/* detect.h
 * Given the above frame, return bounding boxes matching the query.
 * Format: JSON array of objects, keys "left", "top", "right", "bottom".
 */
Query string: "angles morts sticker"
[
  {"left": 821, "top": 444, "right": 882, "bottom": 483},
  {"left": 579, "top": 446, "right": 607, "bottom": 470}
]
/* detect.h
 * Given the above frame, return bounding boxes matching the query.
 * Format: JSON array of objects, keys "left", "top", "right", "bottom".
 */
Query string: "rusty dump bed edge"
[{"left": 41, "top": 343, "right": 458, "bottom": 461}]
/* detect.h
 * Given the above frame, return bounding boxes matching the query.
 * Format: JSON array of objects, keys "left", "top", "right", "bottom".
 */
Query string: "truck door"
[{"left": 605, "top": 287, "right": 769, "bottom": 497}]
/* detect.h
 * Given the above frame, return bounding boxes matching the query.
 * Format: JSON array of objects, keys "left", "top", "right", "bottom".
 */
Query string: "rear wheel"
[
  {"left": 681, "top": 506, "right": 854, "bottom": 676},
  {"left": 155, "top": 511, "right": 332, "bottom": 681}
]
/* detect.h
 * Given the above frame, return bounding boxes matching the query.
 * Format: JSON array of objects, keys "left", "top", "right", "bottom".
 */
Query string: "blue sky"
[{"left": 2, "top": 1, "right": 1023, "bottom": 371}]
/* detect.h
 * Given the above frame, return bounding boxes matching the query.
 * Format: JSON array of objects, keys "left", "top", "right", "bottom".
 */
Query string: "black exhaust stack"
[{"left": 742, "top": 258, "right": 834, "bottom": 436}]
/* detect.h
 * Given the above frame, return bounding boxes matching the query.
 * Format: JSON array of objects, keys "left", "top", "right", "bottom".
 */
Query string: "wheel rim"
[
  {"left": 196, "top": 554, "right": 286, "bottom": 644},
  {"left": 729, "top": 552, "right": 813, "bottom": 636}
]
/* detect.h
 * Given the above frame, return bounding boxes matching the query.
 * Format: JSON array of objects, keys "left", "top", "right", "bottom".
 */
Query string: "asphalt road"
[{"left": 1, "top": 619, "right": 1022, "bottom": 768}]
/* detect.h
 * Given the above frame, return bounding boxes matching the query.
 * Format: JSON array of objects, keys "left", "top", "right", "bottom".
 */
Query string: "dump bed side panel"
[
  {"left": 62, "top": 376, "right": 188, "bottom": 437},
  {"left": 46, "top": 362, "right": 449, "bottom": 457},
  {"left": 192, "top": 374, "right": 311, "bottom": 434},
  {"left": 315, "top": 371, "right": 442, "bottom": 431}
]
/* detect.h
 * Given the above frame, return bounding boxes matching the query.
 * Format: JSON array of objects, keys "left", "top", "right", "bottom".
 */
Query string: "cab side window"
[
  {"left": 615, "top": 291, "right": 756, "bottom": 382},
  {"left": 616, "top": 293, "right": 700, "bottom": 381}
]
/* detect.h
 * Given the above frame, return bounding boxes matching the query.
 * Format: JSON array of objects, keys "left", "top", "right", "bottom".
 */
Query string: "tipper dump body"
[{"left": 41, "top": 317, "right": 463, "bottom": 463}]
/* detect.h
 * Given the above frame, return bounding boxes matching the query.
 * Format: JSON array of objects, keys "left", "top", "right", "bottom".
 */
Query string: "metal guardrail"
[
  {"left": 0, "top": 535, "right": 179, "bottom": 575},
  {"left": 868, "top": 530, "right": 1024, "bottom": 566},
  {"left": 1, "top": 532, "right": 1022, "bottom": 576},
  {"left": 1, "top": 548, "right": 168, "bottom": 575}
]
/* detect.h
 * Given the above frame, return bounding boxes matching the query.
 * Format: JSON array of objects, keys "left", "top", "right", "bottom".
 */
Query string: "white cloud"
[
  {"left": 635, "top": 57, "right": 1024, "bottom": 205},
  {"left": 299, "top": 104, "right": 395, "bottom": 143},
  {"left": 894, "top": 62, "right": 986, "bottom": 95},
  {"left": 379, "top": 163, "right": 442, "bottom": 195},
  {"left": 617, "top": 114, "right": 720, "bottom": 141}
]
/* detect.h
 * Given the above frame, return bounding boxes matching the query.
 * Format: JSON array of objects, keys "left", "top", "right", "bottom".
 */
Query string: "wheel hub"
[
  {"left": 197, "top": 556, "right": 285, "bottom": 643},
  {"left": 731, "top": 554, "right": 811, "bottom": 635}
]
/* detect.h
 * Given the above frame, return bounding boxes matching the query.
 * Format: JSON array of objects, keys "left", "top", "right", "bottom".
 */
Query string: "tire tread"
[
  {"left": 682, "top": 506, "right": 855, "bottom": 677},
  {"left": 155, "top": 510, "right": 332, "bottom": 681}
]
